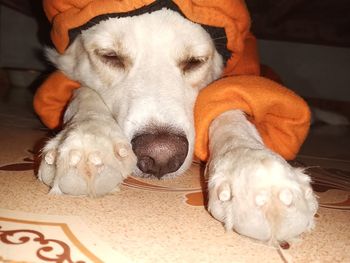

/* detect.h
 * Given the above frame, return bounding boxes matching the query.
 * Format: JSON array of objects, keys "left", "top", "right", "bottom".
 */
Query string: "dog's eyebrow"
[
  {"left": 91, "top": 38, "right": 124, "bottom": 55},
  {"left": 181, "top": 42, "right": 213, "bottom": 60}
]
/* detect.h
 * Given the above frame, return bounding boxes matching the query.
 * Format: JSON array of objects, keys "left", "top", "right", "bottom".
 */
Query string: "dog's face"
[{"left": 48, "top": 9, "right": 224, "bottom": 178}]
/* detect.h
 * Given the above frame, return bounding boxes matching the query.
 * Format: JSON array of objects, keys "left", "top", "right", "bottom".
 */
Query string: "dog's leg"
[
  {"left": 206, "top": 110, "right": 318, "bottom": 243},
  {"left": 37, "top": 87, "right": 136, "bottom": 197}
]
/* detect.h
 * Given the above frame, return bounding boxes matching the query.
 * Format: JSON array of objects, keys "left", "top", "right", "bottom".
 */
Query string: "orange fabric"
[
  {"left": 194, "top": 75, "right": 310, "bottom": 161},
  {"left": 43, "top": 0, "right": 155, "bottom": 52},
  {"left": 232, "top": 32, "right": 260, "bottom": 76},
  {"left": 34, "top": 71, "right": 80, "bottom": 129}
]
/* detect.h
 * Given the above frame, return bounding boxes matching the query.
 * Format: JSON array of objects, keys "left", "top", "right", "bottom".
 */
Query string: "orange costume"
[{"left": 34, "top": 0, "right": 310, "bottom": 161}]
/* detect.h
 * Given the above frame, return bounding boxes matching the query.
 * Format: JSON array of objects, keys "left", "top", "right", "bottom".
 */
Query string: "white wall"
[
  {"left": 258, "top": 40, "right": 350, "bottom": 102},
  {"left": 0, "top": 5, "right": 46, "bottom": 70}
]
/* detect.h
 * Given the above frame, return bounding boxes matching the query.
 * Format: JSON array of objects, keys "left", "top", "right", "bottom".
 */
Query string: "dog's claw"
[
  {"left": 305, "top": 187, "right": 313, "bottom": 198},
  {"left": 44, "top": 150, "right": 56, "bottom": 165},
  {"left": 118, "top": 148, "right": 128, "bottom": 158},
  {"left": 217, "top": 181, "right": 232, "bottom": 201},
  {"left": 255, "top": 191, "right": 268, "bottom": 207},
  {"left": 88, "top": 152, "right": 103, "bottom": 166},
  {"left": 69, "top": 150, "right": 82, "bottom": 166},
  {"left": 279, "top": 189, "right": 293, "bottom": 206}
]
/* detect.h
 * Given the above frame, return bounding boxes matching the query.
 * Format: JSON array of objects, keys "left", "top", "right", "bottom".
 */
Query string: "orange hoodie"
[{"left": 34, "top": 0, "right": 310, "bottom": 161}]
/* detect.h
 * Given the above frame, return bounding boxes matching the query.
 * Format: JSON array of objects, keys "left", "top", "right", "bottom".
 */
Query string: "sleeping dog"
[{"left": 37, "top": 5, "right": 317, "bottom": 243}]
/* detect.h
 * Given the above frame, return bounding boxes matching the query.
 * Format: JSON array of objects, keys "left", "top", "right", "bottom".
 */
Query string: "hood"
[{"left": 43, "top": 0, "right": 254, "bottom": 76}]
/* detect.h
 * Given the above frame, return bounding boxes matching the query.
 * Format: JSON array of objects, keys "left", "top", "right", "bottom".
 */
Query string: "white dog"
[{"left": 38, "top": 9, "right": 318, "bottom": 243}]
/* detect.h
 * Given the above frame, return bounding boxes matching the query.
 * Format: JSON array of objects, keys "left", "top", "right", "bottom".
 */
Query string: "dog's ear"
[
  {"left": 44, "top": 37, "right": 85, "bottom": 79},
  {"left": 45, "top": 47, "right": 60, "bottom": 66}
]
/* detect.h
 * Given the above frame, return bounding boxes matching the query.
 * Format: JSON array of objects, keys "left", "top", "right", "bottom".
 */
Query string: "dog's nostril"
[
  {"left": 167, "top": 156, "right": 181, "bottom": 172},
  {"left": 131, "top": 130, "right": 188, "bottom": 178},
  {"left": 137, "top": 156, "right": 155, "bottom": 173}
]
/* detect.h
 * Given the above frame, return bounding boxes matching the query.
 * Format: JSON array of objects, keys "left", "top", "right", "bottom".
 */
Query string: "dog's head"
[
  {"left": 48, "top": 9, "right": 224, "bottom": 178},
  {"left": 40, "top": 0, "right": 254, "bottom": 179}
]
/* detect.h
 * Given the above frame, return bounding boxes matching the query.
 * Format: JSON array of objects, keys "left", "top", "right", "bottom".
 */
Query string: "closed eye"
[
  {"left": 95, "top": 49, "right": 129, "bottom": 69},
  {"left": 179, "top": 56, "right": 208, "bottom": 73}
]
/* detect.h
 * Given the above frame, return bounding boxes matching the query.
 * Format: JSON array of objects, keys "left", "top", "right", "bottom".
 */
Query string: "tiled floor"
[{"left": 0, "top": 70, "right": 349, "bottom": 262}]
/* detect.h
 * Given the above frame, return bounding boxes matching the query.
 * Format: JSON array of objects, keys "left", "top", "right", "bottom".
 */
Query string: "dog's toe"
[{"left": 38, "top": 149, "right": 58, "bottom": 187}]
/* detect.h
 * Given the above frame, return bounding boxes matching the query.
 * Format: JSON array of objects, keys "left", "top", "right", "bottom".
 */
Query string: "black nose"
[{"left": 131, "top": 131, "right": 188, "bottom": 178}]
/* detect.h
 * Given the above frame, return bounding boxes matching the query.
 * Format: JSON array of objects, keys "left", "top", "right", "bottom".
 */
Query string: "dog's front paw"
[
  {"left": 38, "top": 125, "right": 136, "bottom": 197},
  {"left": 207, "top": 148, "right": 318, "bottom": 242}
]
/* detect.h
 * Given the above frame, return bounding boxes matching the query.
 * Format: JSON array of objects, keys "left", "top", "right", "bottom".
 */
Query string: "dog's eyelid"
[
  {"left": 94, "top": 49, "right": 129, "bottom": 69},
  {"left": 102, "top": 50, "right": 118, "bottom": 57},
  {"left": 95, "top": 49, "right": 121, "bottom": 57},
  {"left": 179, "top": 56, "right": 208, "bottom": 73},
  {"left": 187, "top": 56, "right": 208, "bottom": 62}
]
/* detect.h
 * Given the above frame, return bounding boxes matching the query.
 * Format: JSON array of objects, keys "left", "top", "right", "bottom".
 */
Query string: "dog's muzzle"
[{"left": 131, "top": 129, "right": 188, "bottom": 178}]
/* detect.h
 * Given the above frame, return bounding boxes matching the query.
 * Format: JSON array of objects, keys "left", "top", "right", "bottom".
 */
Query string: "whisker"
[{"left": 211, "top": 36, "right": 228, "bottom": 41}]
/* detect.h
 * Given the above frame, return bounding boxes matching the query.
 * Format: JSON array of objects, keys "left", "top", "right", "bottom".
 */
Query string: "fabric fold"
[
  {"left": 33, "top": 71, "right": 80, "bottom": 129},
  {"left": 194, "top": 75, "right": 311, "bottom": 161}
]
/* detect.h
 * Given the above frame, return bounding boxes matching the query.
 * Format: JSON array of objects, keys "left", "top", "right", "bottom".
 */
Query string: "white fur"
[
  {"left": 39, "top": 9, "right": 317, "bottom": 242},
  {"left": 206, "top": 111, "right": 318, "bottom": 242}
]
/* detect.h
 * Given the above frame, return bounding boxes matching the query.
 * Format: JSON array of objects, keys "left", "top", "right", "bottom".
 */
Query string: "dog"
[{"left": 37, "top": 8, "right": 318, "bottom": 243}]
